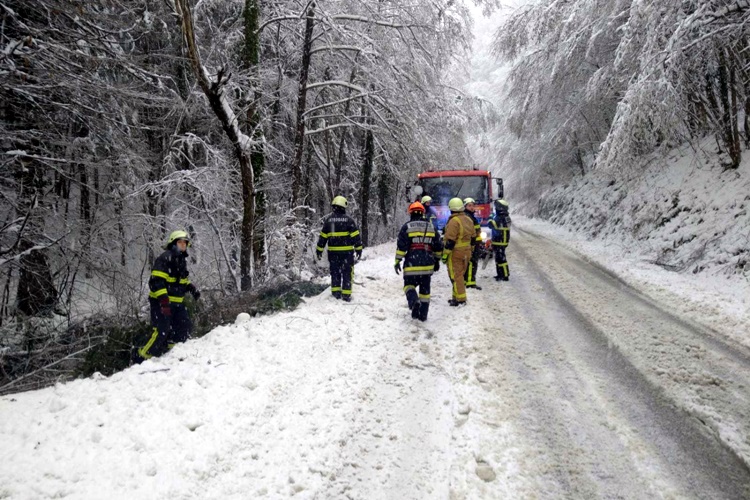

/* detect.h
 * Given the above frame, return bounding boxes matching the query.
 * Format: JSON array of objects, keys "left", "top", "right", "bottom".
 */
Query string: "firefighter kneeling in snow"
[
  {"left": 394, "top": 202, "right": 443, "bottom": 321},
  {"left": 137, "top": 230, "right": 200, "bottom": 361},
  {"left": 316, "top": 196, "right": 363, "bottom": 302},
  {"left": 489, "top": 199, "right": 512, "bottom": 281},
  {"left": 442, "top": 198, "right": 477, "bottom": 306}
]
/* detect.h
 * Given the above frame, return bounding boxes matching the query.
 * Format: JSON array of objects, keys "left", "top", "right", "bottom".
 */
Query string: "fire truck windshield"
[{"left": 420, "top": 176, "right": 489, "bottom": 205}]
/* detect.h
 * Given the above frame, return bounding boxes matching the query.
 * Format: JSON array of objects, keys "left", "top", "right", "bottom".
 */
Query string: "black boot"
[
  {"left": 448, "top": 299, "right": 466, "bottom": 307},
  {"left": 411, "top": 301, "right": 420, "bottom": 319},
  {"left": 419, "top": 302, "right": 430, "bottom": 321}
]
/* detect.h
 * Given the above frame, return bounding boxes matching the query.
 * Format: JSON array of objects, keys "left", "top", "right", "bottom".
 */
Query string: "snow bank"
[
  {"left": 534, "top": 140, "right": 749, "bottom": 278},
  {"left": 515, "top": 141, "right": 749, "bottom": 348}
]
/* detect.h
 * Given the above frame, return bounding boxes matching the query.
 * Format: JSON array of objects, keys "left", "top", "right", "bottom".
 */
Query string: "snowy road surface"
[{"left": 1, "top": 227, "right": 749, "bottom": 499}]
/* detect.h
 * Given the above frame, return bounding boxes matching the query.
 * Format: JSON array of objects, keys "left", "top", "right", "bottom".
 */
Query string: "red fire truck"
[{"left": 410, "top": 169, "right": 500, "bottom": 231}]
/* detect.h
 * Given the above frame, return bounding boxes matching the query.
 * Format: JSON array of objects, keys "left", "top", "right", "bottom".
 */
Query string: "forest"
[
  {"left": 483, "top": 0, "right": 750, "bottom": 202},
  {"left": 0, "top": 0, "right": 478, "bottom": 390},
  {"left": 2, "top": 0, "right": 749, "bottom": 391}
]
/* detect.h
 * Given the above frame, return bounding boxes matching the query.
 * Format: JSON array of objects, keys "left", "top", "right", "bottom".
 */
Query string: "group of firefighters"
[
  {"left": 316, "top": 194, "right": 511, "bottom": 322},
  {"left": 136, "top": 194, "right": 510, "bottom": 360}
]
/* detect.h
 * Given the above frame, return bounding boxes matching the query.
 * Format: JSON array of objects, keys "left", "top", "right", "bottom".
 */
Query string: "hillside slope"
[{"left": 532, "top": 142, "right": 749, "bottom": 278}]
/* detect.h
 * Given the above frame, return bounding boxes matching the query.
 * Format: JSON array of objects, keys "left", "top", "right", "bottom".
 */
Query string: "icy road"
[{"left": 1, "top": 225, "right": 749, "bottom": 499}]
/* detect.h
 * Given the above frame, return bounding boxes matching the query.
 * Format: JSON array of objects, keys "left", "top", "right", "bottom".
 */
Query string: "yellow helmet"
[
  {"left": 421, "top": 195, "right": 432, "bottom": 204},
  {"left": 448, "top": 197, "right": 464, "bottom": 212},
  {"left": 165, "top": 229, "right": 191, "bottom": 249},
  {"left": 463, "top": 197, "right": 475, "bottom": 205},
  {"left": 331, "top": 196, "right": 347, "bottom": 208}
]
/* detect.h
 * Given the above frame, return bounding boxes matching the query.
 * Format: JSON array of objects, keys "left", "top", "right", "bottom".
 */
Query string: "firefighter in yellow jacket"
[{"left": 441, "top": 198, "right": 477, "bottom": 306}]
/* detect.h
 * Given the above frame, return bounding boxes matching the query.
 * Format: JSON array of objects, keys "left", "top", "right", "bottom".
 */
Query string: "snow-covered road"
[{"left": 1, "top": 226, "right": 749, "bottom": 499}]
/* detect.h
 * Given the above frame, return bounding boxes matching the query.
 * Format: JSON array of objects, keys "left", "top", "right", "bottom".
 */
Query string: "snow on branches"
[{"left": 492, "top": 0, "right": 750, "bottom": 194}]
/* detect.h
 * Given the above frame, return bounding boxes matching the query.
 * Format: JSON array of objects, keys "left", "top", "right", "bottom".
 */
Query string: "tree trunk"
[
  {"left": 15, "top": 161, "right": 57, "bottom": 317},
  {"left": 377, "top": 166, "right": 390, "bottom": 227},
  {"left": 290, "top": 4, "right": 315, "bottom": 212},
  {"left": 243, "top": 0, "right": 266, "bottom": 275},
  {"left": 79, "top": 164, "right": 92, "bottom": 277},
  {"left": 728, "top": 60, "right": 740, "bottom": 168},
  {"left": 718, "top": 49, "right": 740, "bottom": 168},
  {"left": 572, "top": 131, "right": 585, "bottom": 177},
  {"left": 175, "top": 0, "right": 254, "bottom": 291},
  {"left": 335, "top": 64, "right": 359, "bottom": 192},
  {"left": 360, "top": 130, "right": 374, "bottom": 247}
]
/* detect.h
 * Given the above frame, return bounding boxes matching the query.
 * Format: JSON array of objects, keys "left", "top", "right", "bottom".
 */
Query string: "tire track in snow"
[
  {"left": 515, "top": 227, "right": 750, "bottom": 473},
  {"left": 496, "top": 228, "right": 750, "bottom": 498}
]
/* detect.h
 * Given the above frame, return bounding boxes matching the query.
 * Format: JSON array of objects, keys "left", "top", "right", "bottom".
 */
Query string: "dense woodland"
[
  {"left": 3, "top": 0, "right": 750, "bottom": 389},
  {"left": 0, "top": 0, "right": 481, "bottom": 387},
  {"left": 481, "top": 0, "right": 750, "bottom": 202}
]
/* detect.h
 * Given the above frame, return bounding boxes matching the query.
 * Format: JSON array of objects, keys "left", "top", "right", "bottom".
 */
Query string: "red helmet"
[{"left": 408, "top": 202, "right": 425, "bottom": 214}]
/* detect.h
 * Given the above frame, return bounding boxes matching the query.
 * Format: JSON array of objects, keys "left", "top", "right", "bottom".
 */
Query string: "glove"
[
  {"left": 159, "top": 296, "right": 171, "bottom": 317},
  {"left": 355, "top": 249, "right": 362, "bottom": 261},
  {"left": 316, "top": 250, "right": 322, "bottom": 261},
  {"left": 394, "top": 260, "right": 401, "bottom": 275},
  {"left": 433, "top": 260, "right": 440, "bottom": 272},
  {"left": 187, "top": 284, "right": 201, "bottom": 301}
]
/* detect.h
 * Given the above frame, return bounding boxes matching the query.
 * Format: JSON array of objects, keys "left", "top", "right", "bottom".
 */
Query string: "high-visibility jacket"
[
  {"left": 465, "top": 210, "right": 482, "bottom": 246},
  {"left": 395, "top": 215, "right": 443, "bottom": 275},
  {"left": 148, "top": 247, "right": 192, "bottom": 304},
  {"left": 316, "top": 210, "right": 363, "bottom": 254},
  {"left": 442, "top": 212, "right": 476, "bottom": 256},
  {"left": 489, "top": 212, "right": 511, "bottom": 247},
  {"left": 424, "top": 206, "right": 438, "bottom": 227}
]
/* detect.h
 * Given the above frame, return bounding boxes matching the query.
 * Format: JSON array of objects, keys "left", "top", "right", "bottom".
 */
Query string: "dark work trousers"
[
  {"left": 494, "top": 247, "right": 509, "bottom": 279},
  {"left": 464, "top": 248, "right": 479, "bottom": 286},
  {"left": 328, "top": 252, "right": 354, "bottom": 298},
  {"left": 403, "top": 274, "right": 431, "bottom": 321},
  {"left": 139, "top": 300, "right": 192, "bottom": 359}
]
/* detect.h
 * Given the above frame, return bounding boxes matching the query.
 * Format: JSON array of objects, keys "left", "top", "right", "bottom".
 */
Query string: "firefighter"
[
  {"left": 421, "top": 195, "right": 438, "bottom": 227},
  {"left": 441, "top": 197, "right": 477, "bottom": 306},
  {"left": 490, "top": 199, "right": 512, "bottom": 281},
  {"left": 316, "top": 196, "right": 363, "bottom": 302},
  {"left": 394, "top": 202, "right": 443, "bottom": 321},
  {"left": 462, "top": 197, "right": 484, "bottom": 290},
  {"left": 137, "top": 230, "right": 200, "bottom": 361}
]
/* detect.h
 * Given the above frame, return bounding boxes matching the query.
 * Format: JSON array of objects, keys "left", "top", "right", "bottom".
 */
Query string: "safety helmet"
[
  {"left": 494, "top": 199, "right": 509, "bottom": 213},
  {"left": 408, "top": 202, "right": 425, "bottom": 214},
  {"left": 421, "top": 195, "right": 432, "bottom": 204},
  {"left": 331, "top": 196, "right": 347, "bottom": 208},
  {"left": 165, "top": 229, "right": 191, "bottom": 249},
  {"left": 448, "top": 197, "right": 464, "bottom": 212},
  {"left": 463, "top": 197, "right": 476, "bottom": 205}
]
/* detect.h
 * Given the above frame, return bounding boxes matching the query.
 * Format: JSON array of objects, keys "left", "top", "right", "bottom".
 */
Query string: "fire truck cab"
[{"left": 410, "top": 169, "right": 497, "bottom": 231}]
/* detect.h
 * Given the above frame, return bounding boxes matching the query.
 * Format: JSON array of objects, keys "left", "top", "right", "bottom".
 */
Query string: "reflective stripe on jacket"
[
  {"left": 443, "top": 213, "right": 476, "bottom": 255},
  {"left": 466, "top": 210, "right": 482, "bottom": 244},
  {"left": 316, "top": 211, "right": 364, "bottom": 253},
  {"left": 149, "top": 247, "right": 191, "bottom": 303},
  {"left": 489, "top": 214, "right": 511, "bottom": 247},
  {"left": 395, "top": 217, "right": 443, "bottom": 275}
]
